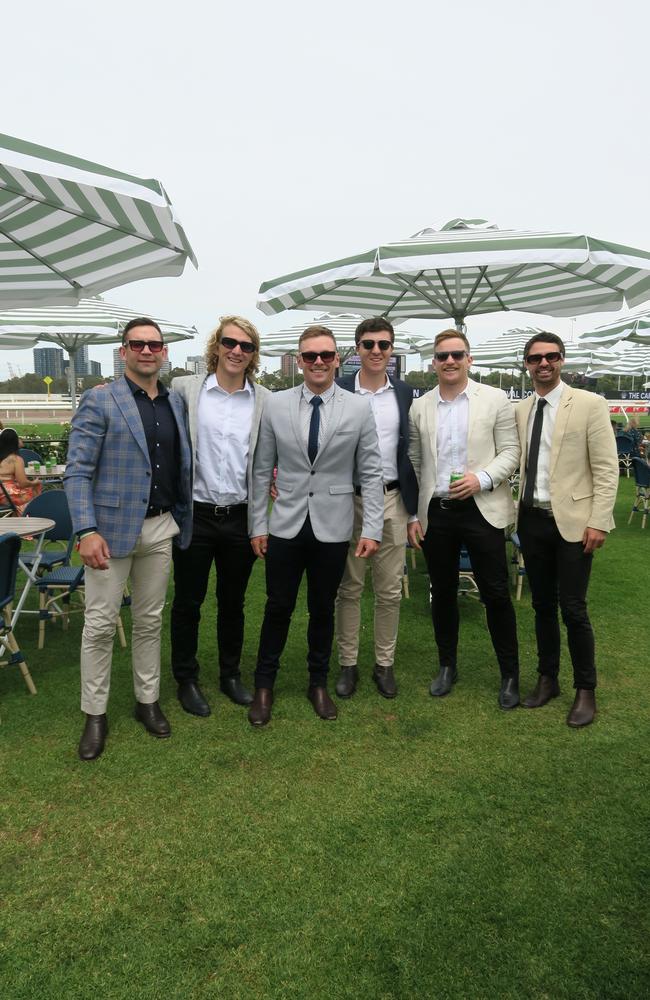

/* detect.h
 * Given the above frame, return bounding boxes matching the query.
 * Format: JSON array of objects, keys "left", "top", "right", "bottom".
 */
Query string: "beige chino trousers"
[
  {"left": 80, "top": 512, "right": 179, "bottom": 714},
  {"left": 335, "top": 490, "right": 408, "bottom": 668}
]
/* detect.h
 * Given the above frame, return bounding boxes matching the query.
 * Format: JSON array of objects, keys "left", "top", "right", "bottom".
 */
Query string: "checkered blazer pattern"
[{"left": 64, "top": 377, "right": 193, "bottom": 558}]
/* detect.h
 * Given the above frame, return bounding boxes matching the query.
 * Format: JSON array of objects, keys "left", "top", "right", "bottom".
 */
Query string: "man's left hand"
[
  {"left": 355, "top": 537, "right": 380, "bottom": 559},
  {"left": 582, "top": 527, "right": 607, "bottom": 554},
  {"left": 448, "top": 473, "right": 481, "bottom": 500}
]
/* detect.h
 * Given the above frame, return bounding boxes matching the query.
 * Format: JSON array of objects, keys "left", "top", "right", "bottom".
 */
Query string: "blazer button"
[
  {"left": 309, "top": 492, "right": 314, "bottom": 497},
  {"left": 310, "top": 470, "right": 315, "bottom": 475}
]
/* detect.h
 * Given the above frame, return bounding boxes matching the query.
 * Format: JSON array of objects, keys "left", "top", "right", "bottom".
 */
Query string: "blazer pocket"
[
  {"left": 94, "top": 493, "right": 120, "bottom": 508},
  {"left": 329, "top": 484, "right": 354, "bottom": 495},
  {"left": 275, "top": 480, "right": 294, "bottom": 494},
  {"left": 572, "top": 490, "right": 594, "bottom": 502}
]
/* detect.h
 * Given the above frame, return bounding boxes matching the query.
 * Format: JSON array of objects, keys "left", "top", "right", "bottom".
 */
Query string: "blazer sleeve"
[
  {"left": 64, "top": 390, "right": 108, "bottom": 535},
  {"left": 483, "top": 395, "right": 520, "bottom": 486},
  {"left": 586, "top": 396, "right": 619, "bottom": 532},
  {"left": 249, "top": 407, "right": 278, "bottom": 537},
  {"left": 355, "top": 399, "right": 384, "bottom": 541},
  {"left": 408, "top": 403, "right": 423, "bottom": 484}
]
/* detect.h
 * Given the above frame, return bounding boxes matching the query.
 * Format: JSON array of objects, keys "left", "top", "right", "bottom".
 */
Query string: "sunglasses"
[
  {"left": 221, "top": 336, "right": 255, "bottom": 354},
  {"left": 434, "top": 350, "right": 467, "bottom": 361},
  {"left": 300, "top": 350, "right": 337, "bottom": 364},
  {"left": 124, "top": 339, "right": 164, "bottom": 353},
  {"left": 526, "top": 352, "right": 563, "bottom": 364},
  {"left": 360, "top": 339, "right": 392, "bottom": 351}
]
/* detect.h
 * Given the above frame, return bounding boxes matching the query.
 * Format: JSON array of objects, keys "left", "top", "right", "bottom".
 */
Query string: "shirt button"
[
  {"left": 310, "top": 470, "right": 315, "bottom": 475},
  {"left": 309, "top": 491, "right": 314, "bottom": 497}
]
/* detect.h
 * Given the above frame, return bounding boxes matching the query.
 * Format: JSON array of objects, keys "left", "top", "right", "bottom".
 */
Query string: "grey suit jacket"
[
  {"left": 172, "top": 373, "right": 270, "bottom": 534},
  {"left": 250, "top": 384, "right": 384, "bottom": 543}
]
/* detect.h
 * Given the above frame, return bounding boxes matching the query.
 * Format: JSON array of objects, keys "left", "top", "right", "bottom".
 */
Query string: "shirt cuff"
[
  {"left": 478, "top": 471, "right": 493, "bottom": 492},
  {"left": 77, "top": 528, "right": 98, "bottom": 540}
]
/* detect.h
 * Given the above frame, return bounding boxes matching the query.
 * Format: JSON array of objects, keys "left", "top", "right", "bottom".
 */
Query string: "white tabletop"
[{"left": 2, "top": 517, "right": 55, "bottom": 538}]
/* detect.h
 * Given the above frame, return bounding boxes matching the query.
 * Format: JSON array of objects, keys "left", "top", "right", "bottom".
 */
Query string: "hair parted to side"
[
  {"left": 434, "top": 328, "right": 471, "bottom": 352},
  {"left": 298, "top": 325, "right": 337, "bottom": 352},
  {"left": 121, "top": 317, "right": 163, "bottom": 345},
  {"left": 523, "top": 331, "right": 566, "bottom": 360},
  {"left": 205, "top": 315, "right": 261, "bottom": 378},
  {"left": 0, "top": 427, "right": 20, "bottom": 463},
  {"left": 354, "top": 316, "right": 394, "bottom": 345}
]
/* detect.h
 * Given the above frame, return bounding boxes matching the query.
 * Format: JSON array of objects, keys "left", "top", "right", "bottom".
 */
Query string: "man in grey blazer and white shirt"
[
  {"left": 248, "top": 324, "right": 384, "bottom": 726},
  {"left": 170, "top": 316, "right": 269, "bottom": 717}
]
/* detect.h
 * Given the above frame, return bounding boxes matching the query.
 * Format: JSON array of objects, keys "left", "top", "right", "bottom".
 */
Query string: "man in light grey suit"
[
  {"left": 248, "top": 325, "right": 384, "bottom": 726},
  {"left": 170, "top": 316, "right": 269, "bottom": 717}
]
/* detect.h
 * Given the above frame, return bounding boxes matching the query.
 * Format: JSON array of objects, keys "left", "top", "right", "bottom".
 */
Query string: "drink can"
[{"left": 449, "top": 469, "right": 464, "bottom": 485}]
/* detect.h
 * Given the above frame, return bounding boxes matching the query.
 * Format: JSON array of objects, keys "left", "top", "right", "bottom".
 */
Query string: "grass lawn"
[{"left": 0, "top": 479, "right": 648, "bottom": 999}]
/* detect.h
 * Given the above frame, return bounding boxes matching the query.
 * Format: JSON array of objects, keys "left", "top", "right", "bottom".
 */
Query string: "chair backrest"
[
  {"left": 0, "top": 482, "right": 18, "bottom": 516},
  {"left": 616, "top": 433, "right": 635, "bottom": 456},
  {"left": 21, "top": 490, "right": 73, "bottom": 542},
  {"left": 18, "top": 448, "right": 42, "bottom": 464},
  {"left": 0, "top": 532, "right": 21, "bottom": 611},
  {"left": 631, "top": 457, "right": 650, "bottom": 488}
]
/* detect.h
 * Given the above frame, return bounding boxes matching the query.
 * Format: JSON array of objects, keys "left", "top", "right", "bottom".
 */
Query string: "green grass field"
[{"left": 0, "top": 480, "right": 648, "bottom": 999}]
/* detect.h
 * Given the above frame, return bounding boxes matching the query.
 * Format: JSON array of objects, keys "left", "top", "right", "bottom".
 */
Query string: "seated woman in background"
[{"left": 0, "top": 428, "right": 41, "bottom": 514}]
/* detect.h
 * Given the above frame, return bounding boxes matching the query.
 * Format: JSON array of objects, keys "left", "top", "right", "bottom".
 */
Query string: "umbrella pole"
[{"left": 67, "top": 348, "right": 78, "bottom": 412}]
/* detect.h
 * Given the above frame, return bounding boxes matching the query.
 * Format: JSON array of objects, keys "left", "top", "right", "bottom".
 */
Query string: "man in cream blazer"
[
  {"left": 248, "top": 325, "right": 384, "bottom": 726},
  {"left": 515, "top": 332, "right": 618, "bottom": 728},
  {"left": 408, "top": 330, "right": 521, "bottom": 709},
  {"left": 170, "top": 316, "right": 269, "bottom": 718}
]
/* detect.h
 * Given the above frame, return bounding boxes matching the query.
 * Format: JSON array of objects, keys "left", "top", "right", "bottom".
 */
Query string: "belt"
[
  {"left": 519, "top": 503, "right": 555, "bottom": 519},
  {"left": 194, "top": 501, "right": 247, "bottom": 518},
  {"left": 428, "top": 496, "right": 472, "bottom": 510},
  {"left": 355, "top": 480, "right": 400, "bottom": 497},
  {"left": 145, "top": 506, "right": 172, "bottom": 518}
]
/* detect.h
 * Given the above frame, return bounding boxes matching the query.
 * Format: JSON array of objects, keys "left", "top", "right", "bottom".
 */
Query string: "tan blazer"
[
  {"left": 408, "top": 380, "right": 520, "bottom": 534},
  {"left": 515, "top": 387, "right": 618, "bottom": 542}
]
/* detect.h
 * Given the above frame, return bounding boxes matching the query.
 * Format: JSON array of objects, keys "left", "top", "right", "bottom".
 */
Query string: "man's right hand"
[
  {"left": 251, "top": 535, "right": 268, "bottom": 558},
  {"left": 79, "top": 532, "right": 111, "bottom": 570},
  {"left": 407, "top": 520, "right": 424, "bottom": 550}
]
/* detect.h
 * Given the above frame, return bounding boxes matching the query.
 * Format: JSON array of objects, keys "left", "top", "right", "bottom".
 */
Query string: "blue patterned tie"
[{"left": 308, "top": 396, "right": 323, "bottom": 464}]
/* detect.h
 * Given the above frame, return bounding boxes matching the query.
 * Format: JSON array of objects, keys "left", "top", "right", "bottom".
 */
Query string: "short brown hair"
[
  {"left": 523, "top": 331, "right": 565, "bottom": 360},
  {"left": 354, "top": 316, "right": 394, "bottom": 345},
  {"left": 205, "top": 315, "right": 260, "bottom": 378},
  {"left": 298, "top": 324, "right": 337, "bottom": 352},
  {"left": 434, "top": 328, "right": 471, "bottom": 352},
  {"left": 121, "top": 317, "right": 163, "bottom": 345}
]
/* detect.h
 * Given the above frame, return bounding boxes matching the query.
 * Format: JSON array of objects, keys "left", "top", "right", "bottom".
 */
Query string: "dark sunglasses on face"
[
  {"left": 124, "top": 339, "right": 164, "bottom": 353},
  {"left": 434, "top": 350, "right": 467, "bottom": 361},
  {"left": 360, "top": 339, "right": 392, "bottom": 351},
  {"left": 300, "top": 350, "right": 337, "bottom": 363},
  {"left": 221, "top": 336, "right": 255, "bottom": 354},
  {"left": 526, "top": 352, "right": 563, "bottom": 364}
]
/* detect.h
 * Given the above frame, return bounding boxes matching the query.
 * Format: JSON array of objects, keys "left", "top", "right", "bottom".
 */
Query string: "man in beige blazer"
[
  {"left": 408, "top": 330, "right": 521, "bottom": 709},
  {"left": 515, "top": 332, "right": 618, "bottom": 727},
  {"left": 170, "top": 316, "right": 269, "bottom": 717}
]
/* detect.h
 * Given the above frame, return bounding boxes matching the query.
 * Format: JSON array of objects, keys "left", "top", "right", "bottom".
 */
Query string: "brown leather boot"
[
  {"left": 523, "top": 675, "right": 560, "bottom": 708},
  {"left": 307, "top": 686, "right": 338, "bottom": 720},
  {"left": 567, "top": 689, "right": 596, "bottom": 728},
  {"left": 248, "top": 688, "right": 273, "bottom": 727}
]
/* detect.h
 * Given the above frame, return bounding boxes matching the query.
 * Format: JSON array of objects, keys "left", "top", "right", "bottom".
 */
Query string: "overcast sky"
[{"left": 2, "top": 0, "right": 649, "bottom": 377}]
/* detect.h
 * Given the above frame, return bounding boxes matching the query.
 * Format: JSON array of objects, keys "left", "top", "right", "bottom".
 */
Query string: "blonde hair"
[
  {"left": 298, "top": 324, "right": 337, "bottom": 351},
  {"left": 205, "top": 315, "right": 261, "bottom": 378},
  {"left": 434, "top": 328, "right": 471, "bottom": 352}
]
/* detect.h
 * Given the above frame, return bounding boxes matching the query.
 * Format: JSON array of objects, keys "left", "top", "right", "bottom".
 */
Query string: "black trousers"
[
  {"left": 421, "top": 497, "right": 519, "bottom": 677},
  {"left": 254, "top": 517, "right": 349, "bottom": 690},
  {"left": 170, "top": 502, "right": 256, "bottom": 684},
  {"left": 517, "top": 506, "right": 596, "bottom": 690}
]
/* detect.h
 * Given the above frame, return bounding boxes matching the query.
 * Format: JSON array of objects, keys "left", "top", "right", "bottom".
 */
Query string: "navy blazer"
[{"left": 336, "top": 373, "right": 418, "bottom": 515}]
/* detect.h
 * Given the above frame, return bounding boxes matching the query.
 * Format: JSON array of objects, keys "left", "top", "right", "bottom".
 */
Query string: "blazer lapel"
[
  {"left": 519, "top": 394, "right": 536, "bottom": 470},
  {"left": 289, "top": 385, "right": 310, "bottom": 464},
  {"left": 550, "top": 388, "right": 574, "bottom": 478},
  {"left": 111, "top": 378, "right": 149, "bottom": 463},
  {"left": 316, "top": 387, "right": 345, "bottom": 462},
  {"left": 466, "top": 379, "right": 480, "bottom": 440}
]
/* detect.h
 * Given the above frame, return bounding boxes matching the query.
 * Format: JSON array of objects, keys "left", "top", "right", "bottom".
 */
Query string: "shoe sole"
[
  {"left": 373, "top": 678, "right": 397, "bottom": 699},
  {"left": 134, "top": 711, "right": 171, "bottom": 738},
  {"left": 335, "top": 687, "right": 357, "bottom": 699},
  {"left": 430, "top": 676, "right": 458, "bottom": 697},
  {"left": 178, "top": 699, "right": 211, "bottom": 717},
  {"left": 522, "top": 692, "right": 561, "bottom": 708}
]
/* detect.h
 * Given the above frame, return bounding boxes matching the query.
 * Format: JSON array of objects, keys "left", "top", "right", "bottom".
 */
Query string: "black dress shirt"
[{"left": 125, "top": 376, "right": 180, "bottom": 512}]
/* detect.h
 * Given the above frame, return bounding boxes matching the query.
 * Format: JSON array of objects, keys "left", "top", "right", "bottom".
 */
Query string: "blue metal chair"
[
  {"left": 0, "top": 482, "right": 18, "bottom": 517},
  {"left": 20, "top": 491, "right": 75, "bottom": 574},
  {"left": 458, "top": 545, "right": 480, "bottom": 599},
  {"left": 36, "top": 568, "right": 128, "bottom": 650},
  {"left": 18, "top": 448, "right": 43, "bottom": 465},
  {"left": 0, "top": 532, "right": 37, "bottom": 694},
  {"left": 628, "top": 457, "right": 650, "bottom": 529},
  {"left": 508, "top": 530, "right": 527, "bottom": 600},
  {"left": 616, "top": 433, "right": 635, "bottom": 478}
]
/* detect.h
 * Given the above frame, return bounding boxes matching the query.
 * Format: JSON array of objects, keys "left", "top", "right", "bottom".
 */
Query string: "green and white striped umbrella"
[
  {"left": 257, "top": 219, "right": 650, "bottom": 328},
  {"left": 0, "top": 296, "right": 196, "bottom": 409},
  {"left": 412, "top": 326, "right": 611, "bottom": 372},
  {"left": 589, "top": 344, "right": 650, "bottom": 377},
  {"left": 579, "top": 308, "right": 650, "bottom": 347},
  {"left": 0, "top": 132, "right": 197, "bottom": 308},
  {"left": 260, "top": 313, "right": 419, "bottom": 357}
]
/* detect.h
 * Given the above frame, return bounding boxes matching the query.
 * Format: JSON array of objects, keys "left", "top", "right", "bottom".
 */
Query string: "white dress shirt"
[
  {"left": 193, "top": 373, "right": 254, "bottom": 504},
  {"left": 300, "top": 383, "right": 336, "bottom": 448},
  {"left": 354, "top": 372, "right": 399, "bottom": 483},
  {"left": 526, "top": 380, "right": 566, "bottom": 505},
  {"left": 434, "top": 386, "right": 492, "bottom": 496}
]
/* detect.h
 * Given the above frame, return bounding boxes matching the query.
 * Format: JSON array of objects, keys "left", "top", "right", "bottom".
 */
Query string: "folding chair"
[
  {"left": 36, "top": 564, "right": 128, "bottom": 650},
  {"left": 0, "top": 482, "right": 18, "bottom": 517},
  {"left": 616, "top": 433, "right": 635, "bottom": 478},
  {"left": 0, "top": 532, "right": 37, "bottom": 694},
  {"left": 628, "top": 457, "right": 650, "bottom": 529},
  {"left": 508, "top": 530, "right": 526, "bottom": 600},
  {"left": 458, "top": 545, "right": 481, "bottom": 599},
  {"left": 20, "top": 491, "right": 75, "bottom": 575}
]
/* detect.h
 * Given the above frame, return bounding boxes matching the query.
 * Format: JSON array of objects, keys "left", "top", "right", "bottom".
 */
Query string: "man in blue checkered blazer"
[{"left": 65, "top": 318, "right": 192, "bottom": 761}]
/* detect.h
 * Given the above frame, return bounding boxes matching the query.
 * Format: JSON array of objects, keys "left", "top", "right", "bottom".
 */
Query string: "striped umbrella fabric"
[
  {"left": 589, "top": 344, "right": 650, "bottom": 377},
  {"left": 260, "top": 313, "right": 419, "bottom": 356},
  {"left": 579, "top": 308, "right": 650, "bottom": 347},
  {"left": 257, "top": 219, "right": 650, "bottom": 327},
  {"left": 0, "top": 132, "right": 197, "bottom": 308}
]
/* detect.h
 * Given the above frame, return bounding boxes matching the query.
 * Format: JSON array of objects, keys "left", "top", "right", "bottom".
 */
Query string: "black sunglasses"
[
  {"left": 300, "top": 350, "right": 337, "bottom": 363},
  {"left": 221, "top": 336, "right": 255, "bottom": 354},
  {"left": 526, "top": 352, "right": 563, "bottom": 364},
  {"left": 124, "top": 339, "right": 164, "bottom": 353},
  {"left": 434, "top": 350, "right": 467, "bottom": 361},
  {"left": 360, "top": 339, "right": 392, "bottom": 351}
]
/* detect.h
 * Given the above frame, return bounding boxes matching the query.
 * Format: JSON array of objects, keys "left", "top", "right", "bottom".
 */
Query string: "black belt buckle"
[
  {"left": 384, "top": 480, "right": 400, "bottom": 493},
  {"left": 213, "top": 505, "right": 231, "bottom": 518}
]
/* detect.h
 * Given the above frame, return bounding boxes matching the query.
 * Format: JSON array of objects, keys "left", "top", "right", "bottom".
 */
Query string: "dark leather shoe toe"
[
  {"left": 220, "top": 676, "right": 253, "bottom": 706},
  {"left": 498, "top": 675, "right": 520, "bottom": 710},
  {"left": 78, "top": 713, "right": 107, "bottom": 761},
  {"left": 134, "top": 701, "right": 171, "bottom": 738},
  {"left": 335, "top": 666, "right": 359, "bottom": 698},
  {"left": 178, "top": 681, "right": 211, "bottom": 717},
  {"left": 373, "top": 665, "right": 397, "bottom": 699},
  {"left": 567, "top": 689, "right": 596, "bottom": 728},
  {"left": 430, "top": 666, "right": 458, "bottom": 697},
  {"left": 523, "top": 675, "right": 561, "bottom": 708},
  {"left": 248, "top": 688, "right": 273, "bottom": 727},
  {"left": 307, "top": 686, "right": 337, "bottom": 720}
]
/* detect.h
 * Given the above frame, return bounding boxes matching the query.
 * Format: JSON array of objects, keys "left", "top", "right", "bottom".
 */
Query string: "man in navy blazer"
[
  {"left": 334, "top": 317, "right": 418, "bottom": 699},
  {"left": 65, "top": 318, "right": 192, "bottom": 761}
]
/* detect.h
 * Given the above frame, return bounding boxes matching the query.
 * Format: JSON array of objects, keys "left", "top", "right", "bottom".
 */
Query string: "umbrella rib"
[
  {"left": 0, "top": 220, "right": 81, "bottom": 290},
  {"left": 391, "top": 273, "right": 453, "bottom": 315},
  {"left": 467, "top": 265, "right": 527, "bottom": 311}
]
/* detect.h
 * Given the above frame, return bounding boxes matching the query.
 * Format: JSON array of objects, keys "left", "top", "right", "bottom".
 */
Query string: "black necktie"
[
  {"left": 308, "top": 396, "right": 323, "bottom": 464},
  {"left": 522, "top": 398, "right": 547, "bottom": 507}
]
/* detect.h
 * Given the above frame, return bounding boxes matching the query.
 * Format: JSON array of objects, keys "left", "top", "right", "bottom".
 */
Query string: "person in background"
[{"left": 0, "top": 428, "right": 41, "bottom": 513}]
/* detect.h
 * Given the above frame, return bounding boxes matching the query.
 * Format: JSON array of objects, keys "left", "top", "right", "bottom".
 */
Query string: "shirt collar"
[
  {"left": 206, "top": 372, "right": 253, "bottom": 395},
  {"left": 354, "top": 371, "right": 392, "bottom": 394},
  {"left": 302, "top": 383, "right": 336, "bottom": 405},
  {"left": 534, "top": 380, "right": 566, "bottom": 408},
  {"left": 125, "top": 375, "right": 168, "bottom": 398},
  {"left": 435, "top": 385, "right": 469, "bottom": 405}
]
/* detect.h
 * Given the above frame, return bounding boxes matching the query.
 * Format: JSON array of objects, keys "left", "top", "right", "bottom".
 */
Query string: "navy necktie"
[
  {"left": 308, "top": 396, "right": 323, "bottom": 464},
  {"left": 522, "top": 397, "right": 547, "bottom": 507}
]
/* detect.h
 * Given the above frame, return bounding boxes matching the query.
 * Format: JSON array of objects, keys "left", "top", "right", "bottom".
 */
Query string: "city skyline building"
[{"left": 34, "top": 347, "right": 65, "bottom": 379}]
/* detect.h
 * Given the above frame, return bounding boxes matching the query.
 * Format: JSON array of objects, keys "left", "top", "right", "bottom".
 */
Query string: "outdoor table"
[{"left": 5, "top": 517, "right": 56, "bottom": 630}]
